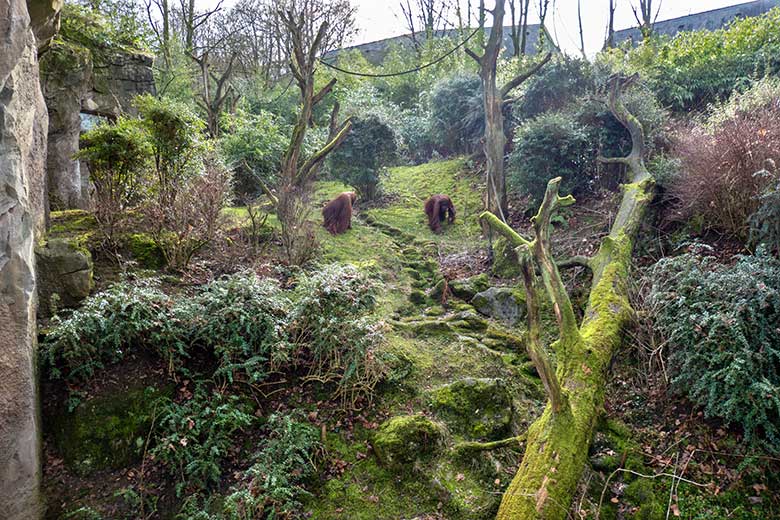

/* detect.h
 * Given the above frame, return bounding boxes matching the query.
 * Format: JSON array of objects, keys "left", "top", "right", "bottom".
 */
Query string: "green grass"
[{"left": 366, "top": 158, "right": 484, "bottom": 251}]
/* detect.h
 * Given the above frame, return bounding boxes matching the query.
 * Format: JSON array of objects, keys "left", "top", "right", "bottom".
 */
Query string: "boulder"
[
  {"left": 35, "top": 238, "right": 93, "bottom": 316},
  {"left": 430, "top": 378, "right": 512, "bottom": 440},
  {"left": 48, "top": 384, "right": 170, "bottom": 476},
  {"left": 0, "top": 0, "right": 52, "bottom": 516},
  {"left": 448, "top": 273, "right": 489, "bottom": 301},
  {"left": 471, "top": 286, "right": 526, "bottom": 326},
  {"left": 373, "top": 415, "right": 443, "bottom": 467}
]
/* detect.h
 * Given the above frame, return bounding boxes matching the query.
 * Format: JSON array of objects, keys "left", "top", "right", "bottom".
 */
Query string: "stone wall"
[
  {"left": 0, "top": 0, "right": 52, "bottom": 517},
  {"left": 41, "top": 39, "right": 155, "bottom": 210}
]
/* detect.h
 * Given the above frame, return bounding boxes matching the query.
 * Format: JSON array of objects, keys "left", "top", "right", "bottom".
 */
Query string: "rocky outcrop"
[
  {"left": 40, "top": 42, "right": 92, "bottom": 209},
  {"left": 471, "top": 286, "right": 526, "bottom": 326},
  {"left": 83, "top": 51, "right": 155, "bottom": 118},
  {"left": 40, "top": 33, "right": 154, "bottom": 210},
  {"left": 27, "top": 0, "right": 63, "bottom": 51},
  {"left": 35, "top": 238, "right": 93, "bottom": 317},
  {"left": 0, "top": 0, "right": 52, "bottom": 517}
]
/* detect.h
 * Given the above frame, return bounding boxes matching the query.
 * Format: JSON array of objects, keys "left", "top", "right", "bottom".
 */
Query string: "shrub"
[
  {"left": 670, "top": 86, "right": 780, "bottom": 237},
  {"left": 40, "top": 281, "right": 181, "bottom": 385},
  {"left": 646, "top": 249, "right": 780, "bottom": 451},
  {"left": 76, "top": 118, "right": 151, "bottom": 243},
  {"left": 515, "top": 56, "right": 594, "bottom": 120},
  {"left": 749, "top": 161, "right": 780, "bottom": 255},
  {"left": 187, "top": 273, "right": 292, "bottom": 383},
  {"left": 43, "top": 266, "right": 385, "bottom": 401},
  {"left": 290, "top": 264, "right": 386, "bottom": 402},
  {"left": 329, "top": 115, "right": 397, "bottom": 200},
  {"left": 143, "top": 156, "right": 231, "bottom": 270},
  {"left": 219, "top": 108, "right": 288, "bottom": 199},
  {"left": 277, "top": 186, "right": 319, "bottom": 267},
  {"left": 172, "top": 412, "right": 320, "bottom": 520},
  {"left": 221, "top": 412, "right": 320, "bottom": 518},
  {"left": 152, "top": 386, "right": 255, "bottom": 494},
  {"left": 508, "top": 111, "right": 594, "bottom": 203},
  {"left": 134, "top": 94, "right": 205, "bottom": 208},
  {"left": 598, "top": 8, "right": 780, "bottom": 112},
  {"left": 396, "top": 110, "right": 434, "bottom": 164},
  {"left": 429, "top": 74, "right": 484, "bottom": 156}
]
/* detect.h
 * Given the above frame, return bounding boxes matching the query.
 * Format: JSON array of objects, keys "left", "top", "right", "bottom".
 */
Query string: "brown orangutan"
[
  {"left": 424, "top": 194, "right": 456, "bottom": 233},
  {"left": 322, "top": 191, "right": 357, "bottom": 235}
]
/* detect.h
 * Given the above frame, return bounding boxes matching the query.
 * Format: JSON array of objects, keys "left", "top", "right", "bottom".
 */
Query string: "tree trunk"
[{"left": 483, "top": 75, "right": 656, "bottom": 519}]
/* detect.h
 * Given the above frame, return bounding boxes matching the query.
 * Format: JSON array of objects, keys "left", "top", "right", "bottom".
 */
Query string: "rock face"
[
  {"left": 471, "top": 286, "right": 526, "bottom": 326},
  {"left": 40, "top": 38, "right": 155, "bottom": 210},
  {"left": 0, "top": 0, "right": 51, "bottom": 517},
  {"left": 40, "top": 42, "right": 92, "bottom": 209},
  {"left": 49, "top": 384, "right": 169, "bottom": 476},
  {"left": 35, "top": 238, "right": 93, "bottom": 316}
]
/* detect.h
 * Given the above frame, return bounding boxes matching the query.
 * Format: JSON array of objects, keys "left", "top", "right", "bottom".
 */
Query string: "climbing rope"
[{"left": 317, "top": 27, "right": 482, "bottom": 78}]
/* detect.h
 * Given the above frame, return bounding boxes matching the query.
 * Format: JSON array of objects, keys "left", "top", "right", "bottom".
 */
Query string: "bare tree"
[
  {"left": 466, "top": 0, "right": 551, "bottom": 218},
  {"left": 632, "top": 0, "right": 662, "bottom": 39},
  {"left": 536, "top": 0, "right": 550, "bottom": 51},
  {"left": 482, "top": 74, "right": 657, "bottom": 520},
  {"left": 267, "top": 2, "right": 353, "bottom": 264},
  {"left": 399, "top": 0, "right": 456, "bottom": 53},
  {"left": 508, "top": 0, "right": 531, "bottom": 56},
  {"left": 577, "top": 0, "right": 586, "bottom": 57},
  {"left": 605, "top": 0, "right": 617, "bottom": 48}
]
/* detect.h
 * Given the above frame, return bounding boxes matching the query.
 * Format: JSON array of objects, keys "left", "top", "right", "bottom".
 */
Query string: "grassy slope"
[{"left": 303, "top": 159, "right": 543, "bottom": 519}]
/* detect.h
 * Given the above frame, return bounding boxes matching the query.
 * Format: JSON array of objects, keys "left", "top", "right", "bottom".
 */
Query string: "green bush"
[
  {"left": 42, "top": 266, "right": 385, "bottom": 399},
  {"left": 329, "top": 115, "right": 397, "bottom": 200},
  {"left": 219, "top": 109, "right": 288, "bottom": 199},
  {"left": 222, "top": 412, "right": 320, "bottom": 518},
  {"left": 515, "top": 56, "right": 594, "bottom": 120},
  {"left": 290, "top": 264, "right": 386, "bottom": 399},
  {"left": 508, "top": 111, "right": 594, "bottom": 203},
  {"left": 646, "top": 249, "right": 780, "bottom": 451},
  {"left": 134, "top": 94, "right": 205, "bottom": 206},
  {"left": 598, "top": 8, "right": 780, "bottom": 112},
  {"left": 41, "top": 281, "right": 181, "bottom": 384},
  {"left": 749, "top": 164, "right": 780, "bottom": 255},
  {"left": 76, "top": 118, "right": 151, "bottom": 241},
  {"left": 429, "top": 74, "right": 484, "bottom": 156},
  {"left": 187, "top": 273, "right": 292, "bottom": 383},
  {"left": 152, "top": 386, "right": 255, "bottom": 494},
  {"left": 173, "top": 412, "right": 320, "bottom": 519}
]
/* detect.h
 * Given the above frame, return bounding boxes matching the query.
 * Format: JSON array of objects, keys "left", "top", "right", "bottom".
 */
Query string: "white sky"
[{"left": 348, "top": 1, "right": 752, "bottom": 55}]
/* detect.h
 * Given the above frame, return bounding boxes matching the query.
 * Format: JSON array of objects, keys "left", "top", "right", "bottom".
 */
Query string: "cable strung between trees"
[{"left": 317, "top": 27, "right": 482, "bottom": 78}]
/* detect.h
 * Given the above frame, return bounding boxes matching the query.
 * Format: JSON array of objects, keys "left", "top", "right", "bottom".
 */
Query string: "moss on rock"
[
  {"left": 49, "top": 384, "right": 170, "bottom": 476},
  {"left": 449, "top": 273, "right": 490, "bottom": 301},
  {"left": 430, "top": 378, "right": 512, "bottom": 440},
  {"left": 373, "top": 415, "right": 444, "bottom": 467},
  {"left": 124, "top": 233, "right": 165, "bottom": 269}
]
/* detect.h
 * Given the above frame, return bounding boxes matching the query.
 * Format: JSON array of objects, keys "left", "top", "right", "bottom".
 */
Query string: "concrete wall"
[{"left": 614, "top": 0, "right": 780, "bottom": 45}]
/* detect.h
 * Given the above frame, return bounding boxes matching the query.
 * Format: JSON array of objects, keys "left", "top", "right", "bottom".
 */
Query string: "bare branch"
[{"left": 500, "top": 52, "right": 552, "bottom": 98}]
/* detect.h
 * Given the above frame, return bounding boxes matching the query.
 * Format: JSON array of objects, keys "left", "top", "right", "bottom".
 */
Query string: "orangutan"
[
  {"left": 322, "top": 191, "right": 357, "bottom": 235},
  {"left": 424, "top": 194, "right": 456, "bottom": 233}
]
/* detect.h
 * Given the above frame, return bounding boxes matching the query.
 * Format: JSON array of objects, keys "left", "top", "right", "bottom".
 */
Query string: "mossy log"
[{"left": 482, "top": 75, "right": 656, "bottom": 519}]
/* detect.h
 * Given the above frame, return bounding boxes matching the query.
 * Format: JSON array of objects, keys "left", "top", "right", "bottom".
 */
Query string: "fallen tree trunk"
[{"left": 481, "top": 74, "right": 656, "bottom": 519}]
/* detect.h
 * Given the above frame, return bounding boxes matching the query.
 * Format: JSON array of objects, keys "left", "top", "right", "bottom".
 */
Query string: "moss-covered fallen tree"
[{"left": 480, "top": 74, "right": 656, "bottom": 519}]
